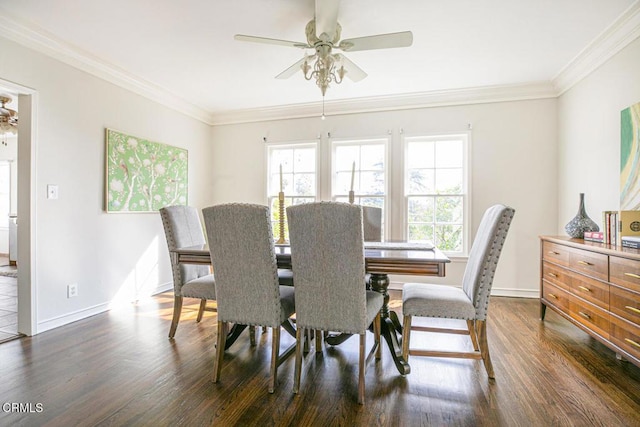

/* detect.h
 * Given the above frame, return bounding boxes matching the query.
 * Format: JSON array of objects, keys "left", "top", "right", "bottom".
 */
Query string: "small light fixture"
[{"left": 0, "top": 94, "right": 18, "bottom": 146}]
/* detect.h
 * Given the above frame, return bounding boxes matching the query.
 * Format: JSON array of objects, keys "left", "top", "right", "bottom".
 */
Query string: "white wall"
[
  {"left": 558, "top": 37, "right": 640, "bottom": 230},
  {"left": 211, "top": 98, "right": 558, "bottom": 297},
  {"left": 0, "top": 36, "right": 214, "bottom": 333}
]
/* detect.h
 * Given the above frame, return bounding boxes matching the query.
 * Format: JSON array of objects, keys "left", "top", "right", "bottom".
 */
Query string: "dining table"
[{"left": 171, "top": 241, "right": 450, "bottom": 375}]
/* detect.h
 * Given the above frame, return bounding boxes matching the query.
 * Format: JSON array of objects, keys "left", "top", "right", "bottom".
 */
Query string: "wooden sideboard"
[{"left": 540, "top": 236, "right": 640, "bottom": 367}]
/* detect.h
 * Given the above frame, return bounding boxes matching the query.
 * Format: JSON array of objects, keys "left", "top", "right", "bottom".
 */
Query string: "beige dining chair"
[
  {"left": 287, "top": 201, "right": 383, "bottom": 404},
  {"left": 401, "top": 204, "right": 515, "bottom": 378},
  {"left": 160, "top": 205, "right": 217, "bottom": 338},
  {"left": 202, "top": 203, "right": 296, "bottom": 393}
]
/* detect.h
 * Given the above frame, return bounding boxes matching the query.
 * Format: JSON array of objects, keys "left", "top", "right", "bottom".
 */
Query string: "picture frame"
[
  {"left": 104, "top": 128, "right": 188, "bottom": 213},
  {"left": 621, "top": 101, "right": 640, "bottom": 210}
]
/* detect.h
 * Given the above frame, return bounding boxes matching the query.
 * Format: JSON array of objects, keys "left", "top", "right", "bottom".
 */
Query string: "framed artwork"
[
  {"left": 621, "top": 101, "right": 640, "bottom": 210},
  {"left": 104, "top": 128, "right": 188, "bottom": 213}
]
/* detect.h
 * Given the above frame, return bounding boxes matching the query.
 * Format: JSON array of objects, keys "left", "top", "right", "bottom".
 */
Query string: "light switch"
[{"left": 47, "top": 185, "right": 59, "bottom": 200}]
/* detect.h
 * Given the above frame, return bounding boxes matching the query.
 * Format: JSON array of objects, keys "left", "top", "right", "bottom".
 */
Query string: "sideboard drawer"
[
  {"left": 569, "top": 298, "right": 609, "bottom": 339},
  {"left": 542, "top": 261, "right": 571, "bottom": 292},
  {"left": 610, "top": 286, "right": 640, "bottom": 326},
  {"left": 610, "top": 256, "right": 640, "bottom": 293},
  {"left": 542, "top": 281, "right": 571, "bottom": 312},
  {"left": 568, "top": 248, "right": 608, "bottom": 281},
  {"left": 569, "top": 271, "right": 609, "bottom": 310},
  {"left": 542, "top": 241, "right": 570, "bottom": 267},
  {"left": 610, "top": 314, "right": 640, "bottom": 361}
]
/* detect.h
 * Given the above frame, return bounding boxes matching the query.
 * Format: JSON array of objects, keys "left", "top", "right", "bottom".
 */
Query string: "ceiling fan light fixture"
[{"left": 0, "top": 95, "right": 18, "bottom": 142}]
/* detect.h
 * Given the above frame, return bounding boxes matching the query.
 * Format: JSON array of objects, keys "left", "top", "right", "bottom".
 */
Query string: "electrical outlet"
[
  {"left": 67, "top": 283, "right": 78, "bottom": 298},
  {"left": 47, "top": 185, "right": 59, "bottom": 200}
]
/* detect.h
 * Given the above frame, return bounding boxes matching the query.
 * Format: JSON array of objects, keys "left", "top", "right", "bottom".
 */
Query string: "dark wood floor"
[{"left": 1, "top": 292, "right": 639, "bottom": 426}]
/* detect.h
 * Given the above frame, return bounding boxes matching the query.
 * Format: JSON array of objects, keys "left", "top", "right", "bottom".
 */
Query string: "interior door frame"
[{"left": 1, "top": 78, "right": 37, "bottom": 336}]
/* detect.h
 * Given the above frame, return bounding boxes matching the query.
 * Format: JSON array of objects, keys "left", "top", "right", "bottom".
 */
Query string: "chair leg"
[
  {"left": 315, "top": 329, "right": 322, "bottom": 353},
  {"left": 374, "top": 313, "right": 382, "bottom": 360},
  {"left": 213, "top": 321, "right": 227, "bottom": 383},
  {"left": 293, "top": 327, "right": 304, "bottom": 394},
  {"left": 168, "top": 296, "right": 183, "bottom": 338},
  {"left": 250, "top": 326, "right": 257, "bottom": 347},
  {"left": 358, "top": 333, "right": 366, "bottom": 405},
  {"left": 477, "top": 320, "right": 495, "bottom": 379},
  {"left": 402, "top": 315, "right": 412, "bottom": 362},
  {"left": 196, "top": 299, "right": 207, "bottom": 322},
  {"left": 269, "top": 326, "right": 281, "bottom": 393},
  {"left": 467, "top": 319, "right": 480, "bottom": 351}
]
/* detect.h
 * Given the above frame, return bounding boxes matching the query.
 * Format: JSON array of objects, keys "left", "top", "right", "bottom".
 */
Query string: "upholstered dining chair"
[
  {"left": 287, "top": 201, "right": 383, "bottom": 404},
  {"left": 160, "top": 205, "right": 216, "bottom": 338},
  {"left": 401, "top": 204, "right": 515, "bottom": 378},
  {"left": 202, "top": 203, "right": 296, "bottom": 393}
]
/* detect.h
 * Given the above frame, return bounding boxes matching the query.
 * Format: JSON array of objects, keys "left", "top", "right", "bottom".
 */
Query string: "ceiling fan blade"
[
  {"left": 335, "top": 54, "right": 367, "bottom": 82},
  {"left": 315, "top": 0, "right": 340, "bottom": 41},
  {"left": 338, "top": 31, "right": 413, "bottom": 52},
  {"left": 234, "top": 34, "right": 309, "bottom": 49},
  {"left": 275, "top": 57, "right": 308, "bottom": 79}
]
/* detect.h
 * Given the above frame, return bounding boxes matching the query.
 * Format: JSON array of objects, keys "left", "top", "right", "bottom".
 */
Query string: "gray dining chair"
[
  {"left": 160, "top": 205, "right": 216, "bottom": 338},
  {"left": 287, "top": 201, "right": 383, "bottom": 404},
  {"left": 401, "top": 204, "right": 515, "bottom": 378},
  {"left": 362, "top": 205, "right": 382, "bottom": 242},
  {"left": 202, "top": 203, "right": 296, "bottom": 393}
]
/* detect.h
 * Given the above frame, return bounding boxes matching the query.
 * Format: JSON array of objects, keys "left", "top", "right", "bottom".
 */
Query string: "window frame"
[
  {"left": 265, "top": 140, "right": 319, "bottom": 239},
  {"left": 329, "top": 136, "right": 390, "bottom": 239},
  {"left": 402, "top": 133, "right": 471, "bottom": 256}
]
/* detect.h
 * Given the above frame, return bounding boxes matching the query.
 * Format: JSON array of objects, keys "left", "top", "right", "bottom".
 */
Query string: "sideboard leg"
[{"left": 540, "top": 301, "right": 547, "bottom": 321}]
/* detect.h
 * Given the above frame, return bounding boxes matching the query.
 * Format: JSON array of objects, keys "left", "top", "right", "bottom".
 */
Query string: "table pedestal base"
[{"left": 324, "top": 273, "right": 410, "bottom": 375}]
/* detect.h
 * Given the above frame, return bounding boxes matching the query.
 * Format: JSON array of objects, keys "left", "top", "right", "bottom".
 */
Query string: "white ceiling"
[{"left": 0, "top": 0, "right": 638, "bottom": 123}]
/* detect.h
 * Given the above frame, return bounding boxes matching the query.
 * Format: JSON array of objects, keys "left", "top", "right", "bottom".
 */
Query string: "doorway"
[{"left": 0, "top": 78, "right": 36, "bottom": 338}]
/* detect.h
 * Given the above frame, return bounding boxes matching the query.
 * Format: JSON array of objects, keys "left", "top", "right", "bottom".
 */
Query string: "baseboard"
[
  {"left": 37, "top": 282, "right": 174, "bottom": 334},
  {"left": 37, "top": 302, "right": 110, "bottom": 334}
]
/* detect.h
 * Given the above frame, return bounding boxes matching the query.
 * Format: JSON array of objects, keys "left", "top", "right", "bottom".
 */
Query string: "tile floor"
[{"left": 0, "top": 258, "right": 18, "bottom": 343}]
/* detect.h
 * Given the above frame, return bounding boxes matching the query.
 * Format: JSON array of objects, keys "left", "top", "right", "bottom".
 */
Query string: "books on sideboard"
[
  {"left": 598, "top": 210, "right": 640, "bottom": 246},
  {"left": 621, "top": 235, "right": 640, "bottom": 249},
  {"left": 619, "top": 210, "right": 640, "bottom": 239},
  {"left": 602, "top": 211, "right": 617, "bottom": 245},
  {"left": 583, "top": 231, "right": 604, "bottom": 242}
]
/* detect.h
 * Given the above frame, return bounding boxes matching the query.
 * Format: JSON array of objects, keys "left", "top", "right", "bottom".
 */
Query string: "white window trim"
[
  {"left": 401, "top": 132, "right": 471, "bottom": 256},
  {"left": 329, "top": 136, "right": 390, "bottom": 240}
]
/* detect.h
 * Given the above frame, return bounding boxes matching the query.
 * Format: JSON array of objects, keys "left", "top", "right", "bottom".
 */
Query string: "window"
[
  {"left": 331, "top": 138, "right": 388, "bottom": 234},
  {"left": 405, "top": 134, "right": 468, "bottom": 253},
  {"left": 267, "top": 143, "right": 317, "bottom": 240}
]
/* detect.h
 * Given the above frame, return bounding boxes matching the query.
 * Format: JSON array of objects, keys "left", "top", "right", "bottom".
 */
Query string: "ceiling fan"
[{"left": 234, "top": 0, "right": 413, "bottom": 98}]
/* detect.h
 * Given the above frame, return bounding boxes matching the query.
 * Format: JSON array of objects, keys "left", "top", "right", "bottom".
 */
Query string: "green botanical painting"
[
  {"left": 105, "top": 129, "right": 188, "bottom": 212},
  {"left": 621, "top": 102, "right": 640, "bottom": 210}
]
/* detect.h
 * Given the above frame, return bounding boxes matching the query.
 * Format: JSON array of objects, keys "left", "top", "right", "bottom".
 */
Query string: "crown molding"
[
  {"left": 0, "top": 10, "right": 214, "bottom": 125},
  {"left": 209, "top": 82, "right": 558, "bottom": 125},
  {"left": 3, "top": 3, "right": 638, "bottom": 127},
  {"left": 553, "top": 1, "right": 640, "bottom": 95}
]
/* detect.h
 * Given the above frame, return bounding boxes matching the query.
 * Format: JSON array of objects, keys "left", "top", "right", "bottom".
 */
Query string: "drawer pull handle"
[
  {"left": 625, "top": 338, "right": 640, "bottom": 349},
  {"left": 578, "top": 286, "right": 591, "bottom": 293},
  {"left": 577, "top": 260, "right": 593, "bottom": 266},
  {"left": 548, "top": 251, "right": 560, "bottom": 255},
  {"left": 624, "top": 272, "right": 640, "bottom": 279},
  {"left": 625, "top": 305, "right": 640, "bottom": 315},
  {"left": 547, "top": 272, "right": 558, "bottom": 278},
  {"left": 578, "top": 311, "right": 591, "bottom": 320},
  {"left": 548, "top": 293, "right": 557, "bottom": 299}
]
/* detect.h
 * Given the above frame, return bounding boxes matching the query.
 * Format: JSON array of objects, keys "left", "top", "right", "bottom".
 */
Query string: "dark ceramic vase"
[{"left": 565, "top": 193, "right": 599, "bottom": 238}]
